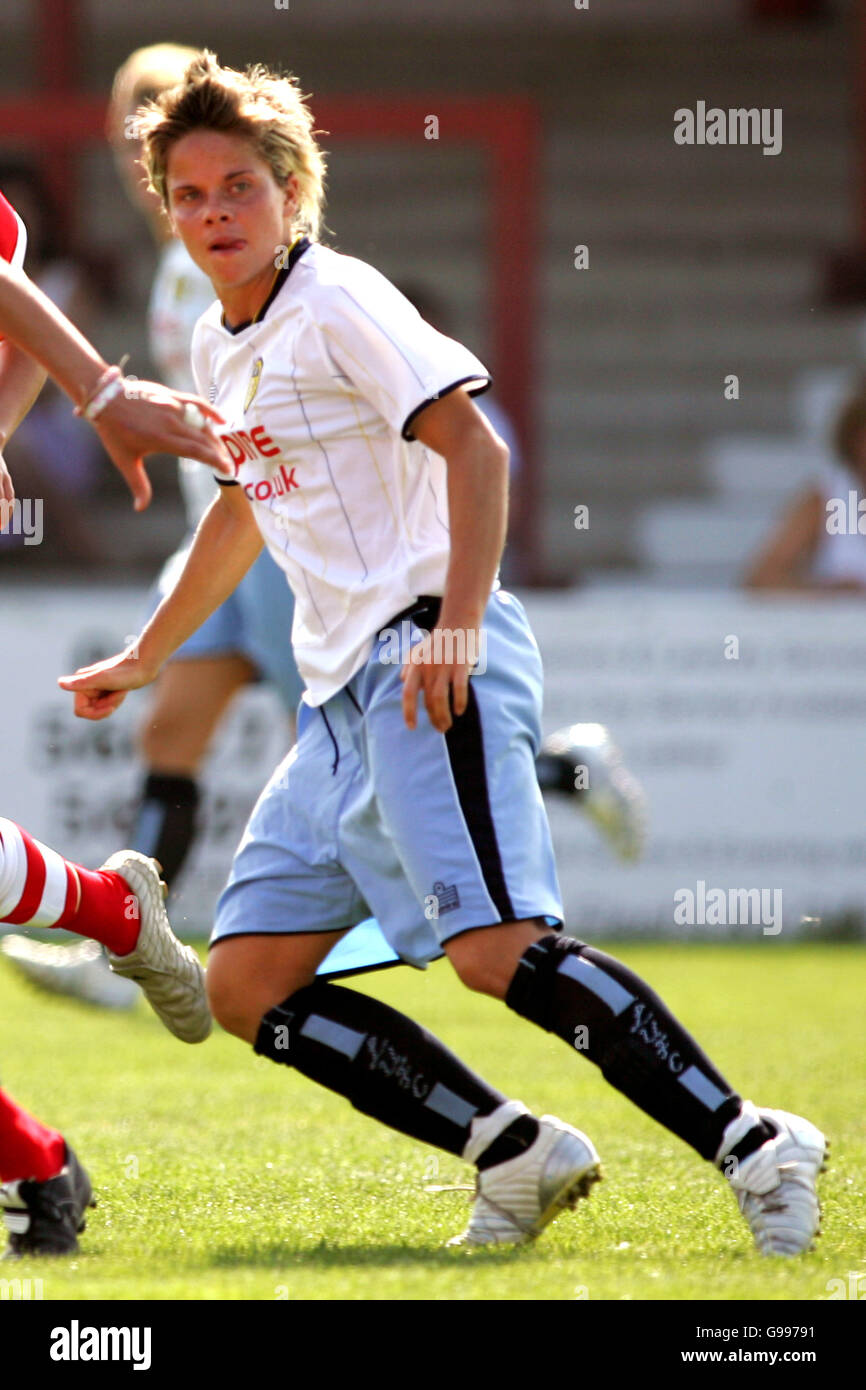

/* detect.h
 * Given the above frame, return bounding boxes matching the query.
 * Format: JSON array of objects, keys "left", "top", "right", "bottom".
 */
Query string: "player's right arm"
[{"left": 58, "top": 482, "right": 263, "bottom": 719}]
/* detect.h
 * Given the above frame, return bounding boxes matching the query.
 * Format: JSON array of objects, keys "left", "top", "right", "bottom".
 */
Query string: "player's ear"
[{"left": 283, "top": 173, "right": 300, "bottom": 221}]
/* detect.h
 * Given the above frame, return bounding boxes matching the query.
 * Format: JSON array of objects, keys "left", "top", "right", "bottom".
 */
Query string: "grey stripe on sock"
[
  {"left": 300, "top": 1014, "right": 365, "bottom": 1061},
  {"left": 558, "top": 953, "right": 636, "bottom": 1017},
  {"left": 678, "top": 1064, "right": 728, "bottom": 1111},
  {"left": 132, "top": 804, "right": 163, "bottom": 859},
  {"left": 424, "top": 1082, "right": 479, "bottom": 1129}
]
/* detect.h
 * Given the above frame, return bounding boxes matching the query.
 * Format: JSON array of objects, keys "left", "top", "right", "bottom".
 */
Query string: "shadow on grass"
[{"left": 208, "top": 1239, "right": 551, "bottom": 1270}]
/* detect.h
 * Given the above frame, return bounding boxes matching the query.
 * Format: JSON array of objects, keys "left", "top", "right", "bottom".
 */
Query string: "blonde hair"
[
  {"left": 136, "top": 50, "right": 326, "bottom": 240},
  {"left": 107, "top": 42, "right": 202, "bottom": 146}
]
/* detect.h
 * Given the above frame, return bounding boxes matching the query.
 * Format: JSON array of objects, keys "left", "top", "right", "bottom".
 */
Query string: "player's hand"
[
  {"left": 400, "top": 625, "right": 479, "bottom": 733},
  {"left": 58, "top": 644, "right": 157, "bottom": 721},
  {"left": 92, "top": 385, "right": 232, "bottom": 512},
  {"left": 0, "top": 450, "right": 13, "bottom": 532}
]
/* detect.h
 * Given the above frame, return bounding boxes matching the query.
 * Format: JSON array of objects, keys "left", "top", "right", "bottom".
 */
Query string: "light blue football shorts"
[
  {"left": 147, "top": 541, "right": 304, "bottom": 714},
  {"left": 210, "top": 589, "right": 564, "bottom": 972}
]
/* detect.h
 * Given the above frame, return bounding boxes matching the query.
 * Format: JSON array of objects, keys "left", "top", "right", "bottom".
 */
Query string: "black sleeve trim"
[
  {"left": 401, "top": 374, "right": 492, "bottom": 442},
  {"left": 214, "top": 475, "right": 239, "bottom": 487}
]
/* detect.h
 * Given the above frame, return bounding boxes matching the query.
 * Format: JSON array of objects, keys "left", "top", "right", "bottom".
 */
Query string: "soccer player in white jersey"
[
  {"left": 59, "top": 53, "right": 826, "bottom": 1254},
  {"left": 0, "top": 184, "right": 223, "bottom": 1255},
  {"left": 7, "top": 44, "right": 644, "bottom": 1013}
]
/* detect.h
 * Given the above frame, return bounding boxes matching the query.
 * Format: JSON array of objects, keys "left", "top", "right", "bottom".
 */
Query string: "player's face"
[{"left": 165, "top": 130, "right": 297, "bottom": 297}]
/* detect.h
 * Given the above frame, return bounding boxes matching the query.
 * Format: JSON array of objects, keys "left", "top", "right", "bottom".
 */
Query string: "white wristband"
[{"left": 82, "top": 374, "right": 125, "bottom": 421}]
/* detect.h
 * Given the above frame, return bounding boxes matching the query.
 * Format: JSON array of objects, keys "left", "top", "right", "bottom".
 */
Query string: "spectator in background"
[
  {"left": 744, "top": 378, "right": 866, "bottom": 593},
  {"left": 0, "top": 164, "right": 109, "bottom": 566}
]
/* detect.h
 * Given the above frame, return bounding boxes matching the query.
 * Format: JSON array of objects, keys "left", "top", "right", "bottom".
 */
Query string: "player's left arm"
[{"left": 401, "top": 388, "right": 509, "bottom": 733}]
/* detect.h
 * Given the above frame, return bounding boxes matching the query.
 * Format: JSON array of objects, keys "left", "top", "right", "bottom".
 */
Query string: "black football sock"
[
  {"left": 255, "top": 981, "right": 538, "bottom": 1161},
  {"left": 475, "top": 1113, "right": 542, "bottom": 1171},
  {"left": 506, "top": 934, "right": 773, "bottom": 1163},
  {"left": 130, "top": 773, "right": 199, "bottom": 889},
  {"left": 534, "top": 752, "right": 585, "bottom": 799}
]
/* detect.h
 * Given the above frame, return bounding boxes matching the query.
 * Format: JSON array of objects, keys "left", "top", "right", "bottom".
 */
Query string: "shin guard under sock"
[
  {"left": 506, "top": 934, "right": 771, "bottom": 1162},
  {"left": 255, "top": 981, "right": 528, "bottom": 1159}
]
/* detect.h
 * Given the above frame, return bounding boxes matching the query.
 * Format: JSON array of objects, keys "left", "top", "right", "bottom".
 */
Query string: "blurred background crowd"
[{"left": 1, "top": 0, "right": 863, "bottom": 592}]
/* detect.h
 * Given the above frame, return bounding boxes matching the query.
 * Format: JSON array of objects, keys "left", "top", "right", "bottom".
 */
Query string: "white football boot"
[
  {"left": 539, "top": 723, "right": 647, "bottom": 862},
  {"left": 447, "top": 1115, "right": 602, "bottom": 1248},
  {"left": 718, "top": 1102, "right": 828, "bottom": 1256},
  {"left": 101, "top": 850, "right": 211, "bottom": 1044},
  {"left": 1, "top": 935, "right": 138, "bottom": 1010}
]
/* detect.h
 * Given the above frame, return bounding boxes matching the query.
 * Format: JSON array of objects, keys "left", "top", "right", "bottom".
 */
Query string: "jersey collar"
[{"left": 220, "top": 236, "right": 311, "bottom": 335}]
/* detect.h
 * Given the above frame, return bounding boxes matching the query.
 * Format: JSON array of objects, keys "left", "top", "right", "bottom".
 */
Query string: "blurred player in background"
[
  {"left": 0, "top": 183, "right": 222, "bottom": 1256},
  {"left": 60, "top": 53, "right": 825, "bottom": 1255},
  {"left": 3, "top": 43, "right": 645, "bottom": 1013},
  {"left": 745, "top": 376, "right": 866, "bottom": 592}
]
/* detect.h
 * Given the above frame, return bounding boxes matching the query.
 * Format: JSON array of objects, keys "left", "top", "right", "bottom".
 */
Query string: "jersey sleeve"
[
  {"left": 0, "top": 191, "right": 27, "bottom": 271},
  {"left": 315, "top": 265, "right": 491, "bottom": 441},
  {"left": 0, "top": 193, "right": 28, "bottom": 344}
]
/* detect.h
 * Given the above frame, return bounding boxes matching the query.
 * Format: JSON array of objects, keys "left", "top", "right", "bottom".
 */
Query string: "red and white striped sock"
[
  {"left": 0, "top": 1087, "right": 67, "bottom": 1183},
  {"left": 0, "top": 818, "right": 139, "bottom": 956}
]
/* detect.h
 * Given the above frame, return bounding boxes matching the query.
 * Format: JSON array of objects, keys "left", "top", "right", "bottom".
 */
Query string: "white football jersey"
[
  {"left": 191, "top": 240, "right": 491, "bottom": 706},
  {"left": 148, "top": 238, "right": 219, "bottom": 528}
]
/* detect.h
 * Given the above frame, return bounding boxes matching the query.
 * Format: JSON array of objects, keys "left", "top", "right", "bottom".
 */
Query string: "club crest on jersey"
[{"left": 244, "top": 356, "right": 264, "bottom": 413}]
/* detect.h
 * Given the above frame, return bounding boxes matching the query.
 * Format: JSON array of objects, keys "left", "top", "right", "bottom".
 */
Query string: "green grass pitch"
[{"left": 2, "top": 942, "right": 864, "bottom": 1301}]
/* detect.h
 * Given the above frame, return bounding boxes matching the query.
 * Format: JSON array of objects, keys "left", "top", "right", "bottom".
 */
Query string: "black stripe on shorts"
[{"left": 444, "top": 683, "right": 515, "bottom": 923}]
